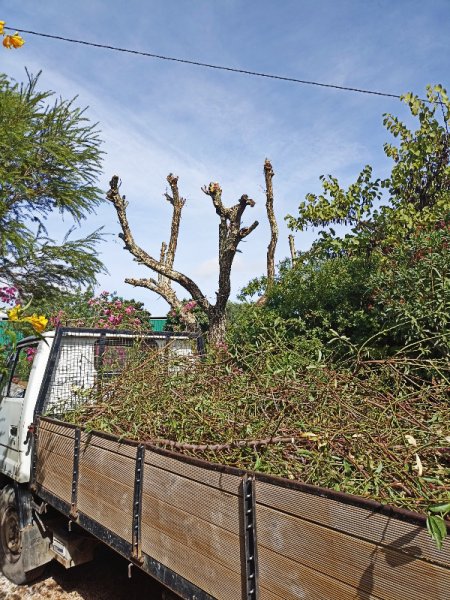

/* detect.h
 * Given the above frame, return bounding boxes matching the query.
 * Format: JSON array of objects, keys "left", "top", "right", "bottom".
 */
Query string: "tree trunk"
[{"left": 208, "top": 308, "right": 227, "bottom": 346}]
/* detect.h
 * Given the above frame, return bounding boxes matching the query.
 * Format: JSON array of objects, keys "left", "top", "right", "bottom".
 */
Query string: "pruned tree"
[
  {"left": 255, "top": 159, "right": 278, "bottom": 306},
  {"left": 107, "top": 170, "right": 267, "bottom": 345},
  {"left": 264, "top": 159, "right": 278, "bottom": 284}
]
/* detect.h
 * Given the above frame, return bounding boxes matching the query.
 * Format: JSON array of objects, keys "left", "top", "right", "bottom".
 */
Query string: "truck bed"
[{"left": 34, "top": 417, "right": 450, "bottom": 600}]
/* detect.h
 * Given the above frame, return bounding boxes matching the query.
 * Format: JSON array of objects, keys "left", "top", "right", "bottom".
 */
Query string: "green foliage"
[
  {"left": 270, "top": 255, "right": 378, "bottom": 347},
  {"left": 226, "top": 302, "right": 323, "bottom": 374},
  {"left": 286, "top": 85, "right": 450, "bottom": 254},
  {"left": 10, "top": 228, "right": 105, "bottom": 301},
  {"left": 0, "top": 70, "right": 105, "bottom": 297},
  {"left": 383, "top": 86, "right": 450, "bottom": 233},
  {"left": 243, "top": 86, "right": 450, "bottom": 363},
  {"left": 285, "top": 165, "right": 384, "bottom": 249},
  {"left": 427, "top": 502, "right": 450, "bottom": 550},
  {"left": 371, "top": 223, "right": 450, "bottom": 358}
]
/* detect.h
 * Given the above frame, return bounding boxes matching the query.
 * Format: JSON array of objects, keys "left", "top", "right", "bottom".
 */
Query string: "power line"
[{"left": 8, "top": 26, "right": 405, "bottom": 101}]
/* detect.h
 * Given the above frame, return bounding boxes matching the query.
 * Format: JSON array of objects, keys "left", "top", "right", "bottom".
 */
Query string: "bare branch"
[
  {"left": 288, "top": 234, "right": 297, "bottom": 265},
  {"left": 202, "top": 182, "right": 229, "bottom": 218},
  {"left": 158, "top": 242, "right": 168, "bottom": 286},
  {"left": 125, "top": 277, "right": 197, "bottom": 327},
  {"left": 165, "top": 173, "right": 185, "bottom": 269},
  {"left": 126, "top": 277, "right": 179, "bottom": 308},
  {"left": 107, "top": 175, "right": 210, "bottom": 313},
  {"left": 264, "top": 159, "right": 278, "bottom": 283},
  {"left": 239, "top": 221, "right": 259, "bottom": 240},
  {"left": 146, "top": 435, "right": 298, "bottom": 452}
]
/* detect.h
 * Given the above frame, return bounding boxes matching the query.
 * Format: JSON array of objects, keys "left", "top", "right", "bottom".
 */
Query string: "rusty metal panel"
[
  {"left": 77, "top": 439, "right": 135, "bottom": 542},
  {"left": 143, "top": 462, "right": 241, "bottom": 534},
  {"left": 259, "top": 544, "right": 385, "bottom": 600},
  {"left": 36, "top": 424, "right": 74, "bottom": 503}
]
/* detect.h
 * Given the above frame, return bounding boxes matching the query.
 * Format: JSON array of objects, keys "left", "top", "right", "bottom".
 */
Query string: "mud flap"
[{"left": 21, "top": 524, "right": 53, "bottom": 573}]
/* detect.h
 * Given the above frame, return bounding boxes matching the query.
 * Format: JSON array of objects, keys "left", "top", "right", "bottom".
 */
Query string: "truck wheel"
[{"left": 0, "top": 485, "right": 45, "bottom": 585}]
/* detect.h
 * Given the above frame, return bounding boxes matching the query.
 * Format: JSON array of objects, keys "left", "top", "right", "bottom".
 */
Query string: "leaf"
[
  {"left": 405, "top": 434, "right": 417, "bottom": 447},
  {"left": 426, "top": 514, "right": 447, "bottom": 550},
  {"left": 375, "top": 461, "right": 384, "bottom": 475},
  {"left": 413, "top": 453, "right": 423, "bottom": 476},
  {"left": 299, "top": 432, "right": 318, "bottom": 440},
  {"left": 428, "top": 502, "right": 450, "bottom": 515}
]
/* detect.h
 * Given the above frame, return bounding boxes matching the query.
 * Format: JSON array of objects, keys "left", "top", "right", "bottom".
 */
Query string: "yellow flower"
[
  {"left": 7, "top": 304, "right": 22, "bottom": 321},
  {"left": 24, "top": 314, "right": 48, "bottom": 334},
  {"left": 0, "top": 22, "right": 5, "bottom": 36},
  {"left": 3, "top": 33, "right": 24, "bottom": 49}
]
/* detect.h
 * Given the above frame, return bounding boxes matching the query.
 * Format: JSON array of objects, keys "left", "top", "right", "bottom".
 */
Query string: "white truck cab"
[{"left": 0, "top": 331, "right": 54, "bottom": 483}]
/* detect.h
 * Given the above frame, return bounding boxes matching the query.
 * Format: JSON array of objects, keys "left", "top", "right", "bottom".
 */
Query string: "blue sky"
[{"left": 2, "top": 1, "right": 449, "bottom": 314}]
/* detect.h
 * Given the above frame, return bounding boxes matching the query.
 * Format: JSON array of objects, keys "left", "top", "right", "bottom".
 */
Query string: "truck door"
[{"left": 0, "top": 344, "right": 36, "bottom": 478}]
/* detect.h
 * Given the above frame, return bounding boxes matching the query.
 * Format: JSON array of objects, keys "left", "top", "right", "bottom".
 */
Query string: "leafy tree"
[
  {"left": 242, "top": 86, "right": 450, "bottom": 360},
  {"left": 286, "top": 85, "right": 450, "bottom": 253},
  {"left": 0, "top": 70, "right": 105, "bottom": 298},
  {"left": 370, "top": 223, "right": 450, "bottom": 358}
]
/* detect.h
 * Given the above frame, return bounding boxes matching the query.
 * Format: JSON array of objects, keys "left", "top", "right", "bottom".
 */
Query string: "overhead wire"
[{"left": 7, "top": 26, "right": 407, "bottom": 101}]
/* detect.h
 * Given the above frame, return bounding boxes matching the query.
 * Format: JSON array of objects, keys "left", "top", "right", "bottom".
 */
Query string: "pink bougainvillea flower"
[
  {"left": 0, "top": 285, "right": 18, "bottom": 304},
  {"left": 25, "top": 347, "right": 37, "bottom": 362}
]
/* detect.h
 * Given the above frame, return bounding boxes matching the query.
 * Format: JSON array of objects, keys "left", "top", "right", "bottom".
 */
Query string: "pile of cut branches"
[{"left": 61, "top": 344, "right": 450, "bottom": 515}]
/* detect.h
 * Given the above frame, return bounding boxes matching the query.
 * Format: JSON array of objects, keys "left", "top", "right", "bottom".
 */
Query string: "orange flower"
[
  {"left": 3, "top": 32, "right": 25, "bottom": 49},
  {"left": 0, "top": 22, "right": 5, "bottom": 36}
]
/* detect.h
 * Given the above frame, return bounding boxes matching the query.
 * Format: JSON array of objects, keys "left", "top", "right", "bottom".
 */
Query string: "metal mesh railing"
[{"left": 41, "top": 329, "right": 200, "bottom": 417}]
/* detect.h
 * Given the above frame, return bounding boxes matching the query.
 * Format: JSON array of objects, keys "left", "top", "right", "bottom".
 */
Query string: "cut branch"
[
  {"left": 264, "top": 159, "right": 278, "bottom": 284},
  {"left": 164, "top": 173, "right": 185, "bottom": 269},
  {"left": 289, "top": 234, "right": 297, "bottom": 265},
  {"left": 146, "top": 435, "right": 297, "bottom": 452},
  {"left": 107, "top": 175, "right": 209, "bottom": 313},
  {"left": 202, "top": 185, "right": 259, "bottom": 316}
]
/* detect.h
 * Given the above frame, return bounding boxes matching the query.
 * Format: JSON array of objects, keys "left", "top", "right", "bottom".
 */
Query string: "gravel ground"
[{"left": 0, "top": 548, "right": 181, "bottom": 600}]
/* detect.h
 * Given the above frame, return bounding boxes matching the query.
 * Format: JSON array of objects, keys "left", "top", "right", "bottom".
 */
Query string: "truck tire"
[{"left": 0, "top": 485, "right": 45, "bottom": 585}]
